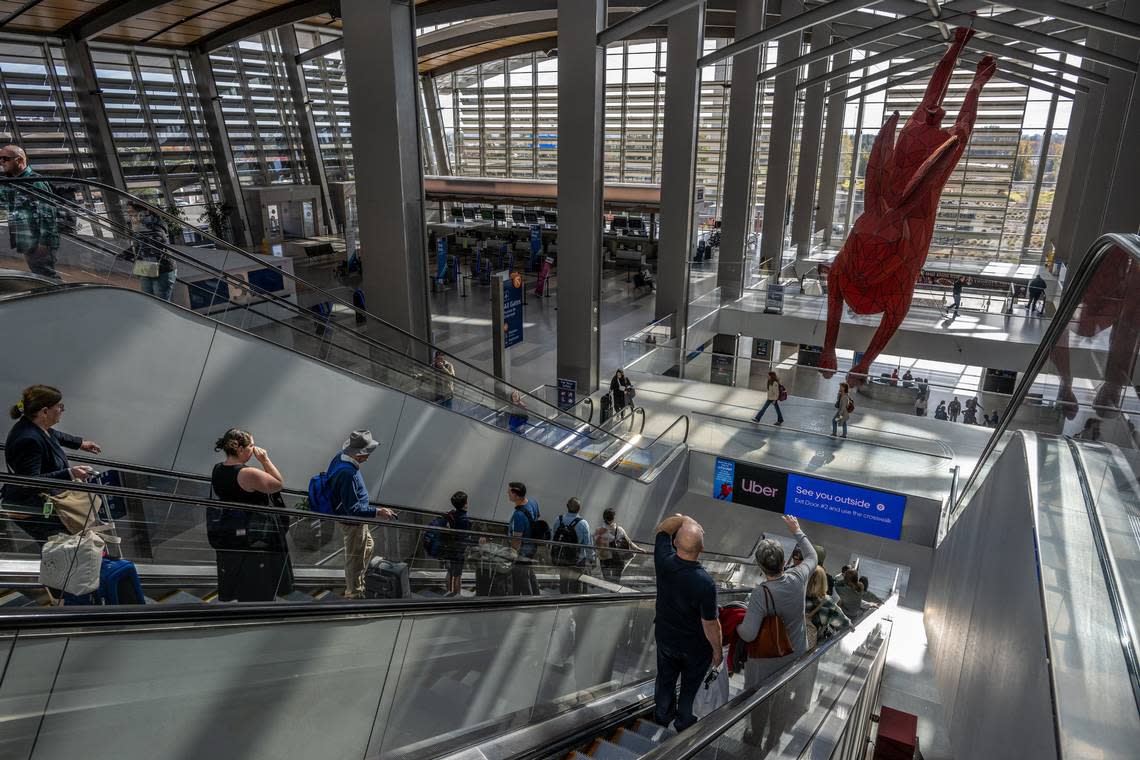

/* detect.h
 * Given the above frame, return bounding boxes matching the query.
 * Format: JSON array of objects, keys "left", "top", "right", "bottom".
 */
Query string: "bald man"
[
  {"left": 1, "top": 145, "right": 61, "bottom": 279},
  {"left": 652, "top": 513, "right": 722, "bottom": 731}
]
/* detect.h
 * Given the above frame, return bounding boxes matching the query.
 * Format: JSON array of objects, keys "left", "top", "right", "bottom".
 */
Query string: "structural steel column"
[
  {"left": 278, "top": 24, "right": 338, "bottom": 235},
  {"left": 758, "top": 0, "right": 803, "bottom": 274},
  {"left": 1043, "top": 85, "right": 1089, "bottom": 264},
  {"left": 716, "top": 0, "right": 764, "bottom": 298},
  {"left": 421, "top": 73, "right": 452, "bottom": 175},
  {"left": 791, "top": 25, "right": 829, "bottom": 258},
  {"left": 1021, "top": 72, "right": 1061, "bottom": 256},
  {"left": 655, "top": 1, "right": 706, "bottom": 354},
  {"left": 556, "top": 0, "right": 606, "bottom": 394},
  {"left": 342, "top": 0, "right": 432, "bottom": 347},
  {"left": 815, "top": 48, "right": 849, "bottom": 246},
  {"left": 1065, "top": 5, "right": 1140, "bottom": 267},
  {"left": 189, "top": 51, "right": 251, "bottom": 246},
  {"left": 61, "top": 37, "right": 126, "bottom": 193}
]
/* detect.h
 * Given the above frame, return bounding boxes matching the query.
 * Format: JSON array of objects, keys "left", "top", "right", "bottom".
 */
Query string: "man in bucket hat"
[{"left": 324, "top": 430, "right": 397, "bottom": 598}]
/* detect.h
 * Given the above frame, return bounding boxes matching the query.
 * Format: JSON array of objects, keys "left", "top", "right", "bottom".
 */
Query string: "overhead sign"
[{"left": 712, "top": 457, "right": 906, "bottom": 541}]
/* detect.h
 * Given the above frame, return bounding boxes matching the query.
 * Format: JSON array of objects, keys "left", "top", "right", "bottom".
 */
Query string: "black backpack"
[{"left": 551, "top": 516, "right": 582, "bottom": 566}]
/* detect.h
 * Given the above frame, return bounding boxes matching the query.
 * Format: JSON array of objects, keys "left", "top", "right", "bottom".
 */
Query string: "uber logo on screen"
[{"left": 731, "top": 461, "right": 788, "bottom": 514}]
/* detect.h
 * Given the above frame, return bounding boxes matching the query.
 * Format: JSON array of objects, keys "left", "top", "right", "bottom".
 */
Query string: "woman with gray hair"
[{"left": 737, "top": 514, "right": 817, "bottom": 749}]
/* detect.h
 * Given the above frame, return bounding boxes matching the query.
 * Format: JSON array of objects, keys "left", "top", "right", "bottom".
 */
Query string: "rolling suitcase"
[
  {"left": 363, "top": 558, "right": 411, "bottom": 599},
  {"left": 99, "top": 558, "right": 145, "bottom": 604},
  {"left": 600, "top": 393, "right": 613, "bottom": 423}
]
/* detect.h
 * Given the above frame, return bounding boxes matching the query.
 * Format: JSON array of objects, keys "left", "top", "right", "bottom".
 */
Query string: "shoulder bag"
[{"left": 747, "top": 585, "right": 794, "bottom": 658}]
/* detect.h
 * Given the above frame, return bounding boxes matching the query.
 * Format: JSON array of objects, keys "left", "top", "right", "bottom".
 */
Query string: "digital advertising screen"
[{"left": 712, "top": 457, "right": 906, "bottom": 540}]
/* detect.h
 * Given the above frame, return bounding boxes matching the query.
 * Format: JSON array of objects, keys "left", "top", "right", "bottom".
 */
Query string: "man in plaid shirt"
[{"left": 1, "top": 145, "right": 61, "bottom": 279}]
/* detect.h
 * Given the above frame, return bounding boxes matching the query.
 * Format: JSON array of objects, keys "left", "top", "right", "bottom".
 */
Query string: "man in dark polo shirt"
[{"left": 653, "top": 513, "right": 722, "bottom": 731}]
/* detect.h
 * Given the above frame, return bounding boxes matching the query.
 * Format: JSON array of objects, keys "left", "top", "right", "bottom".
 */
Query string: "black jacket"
[{"left": 2, "top": 418, "right": 82, "bottom": 511}]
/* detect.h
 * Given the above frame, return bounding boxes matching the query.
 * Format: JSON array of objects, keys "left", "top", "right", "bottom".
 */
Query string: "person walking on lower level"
[
  {"left": 831, "top": 382, "right": 852, "bottom": 438},
  {"left": 1027, "top": 274, "right": 1046, "bottom": 315},
  {"left": 949, "top": 276, "right": 964, "bottom": 317},
  {"left": 948, "top": 397, "right": 962, "bottom": 423},
  {"left": 653, "top": 513, "right": 722, "bottom": 732},
  {"left": 752, "top": 371, "right": 785, "bottom": 425}
]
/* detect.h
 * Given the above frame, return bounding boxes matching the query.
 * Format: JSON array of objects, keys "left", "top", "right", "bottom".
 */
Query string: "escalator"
[
  {"left": 0, "top": 176, "right": 688, "bottom": 480},
  {"left": 0, "top": 467, "right": 755, "bottom": 608}
]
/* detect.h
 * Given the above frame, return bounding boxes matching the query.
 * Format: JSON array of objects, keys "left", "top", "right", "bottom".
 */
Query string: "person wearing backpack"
[
  {"left": 309, "top": 430, "right": 397, "bottom": 598},
  {"left": 831, "top": 382, "right": 853, "bottom": 438},
  {"left": 507, "top": 481, "right": 542, "bottom": 595},
  {"left": 752, "top": 371, "right": 786, "bottom": 425},
  {"left": 594, "top": 507, "right": 642, "bottom": 583},
  {"left": 424, "top": 491, "right": 472, "bottom": 597},
  {"left": 737, "top": 515, "right": 817, "bottom": 749},
  {"left": 550, "top": 497, "right": 593, "bottom": 594}
]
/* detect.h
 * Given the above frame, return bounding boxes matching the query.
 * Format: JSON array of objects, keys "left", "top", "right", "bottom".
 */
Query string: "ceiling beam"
[
  {"left": 796, "top": 35, "right": 943, "bottom": 90},
  {"left": 598, "top": 0, "right": 701, "bottom": 46},
  {"left": 876, "top": 0, "right": 1137, "bottom": 71},
  {"left": 699, "top": 0, "right": 887, "bottom": 68},
  {"left": 0, "top": 0, "right": 49, "bottom": 27},
  {"left": 757, "top": 9, "right": 970, "bottom": 82},
  {"left": 194, "top": 0, "right": 339, "bottom": 51},
  {"left": 824, "top": 53, "right": 946, "bottom": 98},
  {"left": 423, "top": 36, "right": 557, "bottom": 77},
  {"left": 959, "top": 51, "right": 1089, "bottom": 93},
  {"left": 420, "top": 19, "right": 556, "bottom": 56},
  {"left": 967, "top": 34, "right": 1108, "bottom": 84},
  {"left": 61, "top": 0, "right": 172, "bottom": 41},
  {"left": 296, "top": 35, "right": 343, "bottom": 63},
  {"left": 994, "top": 0, "right": 1140, "bottom": 42}
]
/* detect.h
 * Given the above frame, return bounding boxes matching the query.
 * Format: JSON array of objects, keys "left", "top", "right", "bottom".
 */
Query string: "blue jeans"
[
  {"left": 754, "top": 400, "right": 783, "bottom": 423},
  {"left": 831, "top": 414, "right": 847, "bottom": 437},
  {"left": 140, "top": 270, "right": 176, "bottom": 301},
  {"left": 654, "top": 642, "right": 712, "bottom": 731}
]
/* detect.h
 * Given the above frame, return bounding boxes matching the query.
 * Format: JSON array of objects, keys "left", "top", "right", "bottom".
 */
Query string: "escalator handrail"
[
  {"left": 0, "top": 585, "right": 753, "bottom": 632},
  {"left": 0, "top": 471, "right": 679, "bottom": 565},
  {"left": 638, "top": 594, "right": 899, "bottom": 760},
  {"left": 0, "top": 446, "right": 749, "bottom": 565},
  {"left": 0, "top": 177, "right": 639, "bottom": 452},
  {"left": 953, "top": 232, "right": 1140, "bottom": 515},
  {"left": 1066, "top": 439, "right": 1140, "bottom": 719}
]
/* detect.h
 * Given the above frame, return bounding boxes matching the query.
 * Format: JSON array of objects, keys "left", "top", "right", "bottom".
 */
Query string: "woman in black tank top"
[{"left": 208, "top": 428, "right": 293, "bottom": 601}]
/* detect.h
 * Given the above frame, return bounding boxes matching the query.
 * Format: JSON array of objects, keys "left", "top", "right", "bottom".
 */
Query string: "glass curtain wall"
[
  {"left": 208, "top": 30, "right": 306, "bottom": 186},
  {"left": 0, "top": 38, "right": 93, "bottom": 177},
  {"left": 295, "top": 26, "right": 354, "bottom": 182},
  {"left": 828, "top": 48, "right": 1069, "bottom": 263},
  {"left": 88, "top": 45, "right": 215, "bottom": 212}
]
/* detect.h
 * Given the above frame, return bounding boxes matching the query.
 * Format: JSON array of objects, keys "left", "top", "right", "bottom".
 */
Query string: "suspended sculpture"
[{"left": 820, "top": 27, "right": 997, "bottom": 383}]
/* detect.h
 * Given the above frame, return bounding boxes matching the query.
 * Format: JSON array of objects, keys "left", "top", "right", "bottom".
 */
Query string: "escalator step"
[
  {"left": 612, "top": 728, "right": 656, "bottom": 754},
  {"left": 0, "top": 591, "right": 37, "bottom": 608},
  {"left": 631, "top": 719, "right": 674, "bottom": 742},
  {"left": 566, "top": 754, "right": 593, "bottom": 760},
  {"left": 159, "top": 590, "right": 203, "bottom": 605},
  {"left": 590, "top": 740, "right": 640, "bottom": 760}
]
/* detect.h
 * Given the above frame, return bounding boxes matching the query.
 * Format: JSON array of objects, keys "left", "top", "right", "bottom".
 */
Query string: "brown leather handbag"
[{"left": 747, "top": 585, "right": 794, "bottom": 658}]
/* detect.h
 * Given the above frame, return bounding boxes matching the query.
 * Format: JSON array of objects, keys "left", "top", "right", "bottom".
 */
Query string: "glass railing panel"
[
  {"left": 648, "top": 598, "right": 895, "bottom": 760},
  {"left": 953, "top": 235, "right": 1140, "bottom": 518},
  {"left": 532, "top": 599, "right": 655, "bottom": 722},
  {"left": 2, "top": 178, "right": 675, "bottom": 478},
  {"left": 378, "top": 605, "right": 559, "bottom": 760}
]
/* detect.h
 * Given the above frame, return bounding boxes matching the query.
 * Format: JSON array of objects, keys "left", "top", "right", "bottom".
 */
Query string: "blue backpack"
[{"left": 307, "top": 457, "right": 356, "bottom": 514}]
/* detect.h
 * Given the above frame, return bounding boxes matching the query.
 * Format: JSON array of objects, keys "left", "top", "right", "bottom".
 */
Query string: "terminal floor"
[
  {"left": 880, "top": 606, "right": 953, "bottom": 760},
  {"left": 709, "top": 287, "right": 1055, "bottom": 350},
  {"left": 427, "top": 264, "right": 720, "bottom": 394},
  {"left": 620, "top": 371, "right": 992, "bottom": 505}
]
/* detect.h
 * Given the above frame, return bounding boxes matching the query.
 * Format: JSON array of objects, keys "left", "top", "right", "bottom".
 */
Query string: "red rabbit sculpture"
[{"left": 820, "top": 27, "right": 996, "bottom": 384}]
